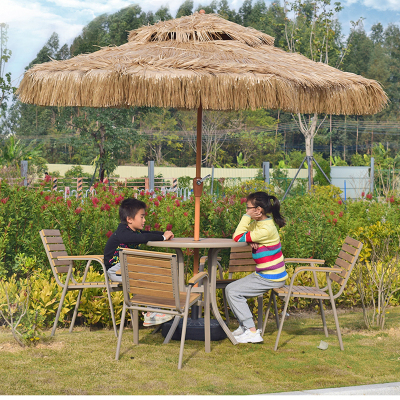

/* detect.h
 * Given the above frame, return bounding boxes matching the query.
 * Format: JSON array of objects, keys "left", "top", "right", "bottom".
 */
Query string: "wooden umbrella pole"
[{"left": 193, "top": 104, "right": 203, "bottom": 275}]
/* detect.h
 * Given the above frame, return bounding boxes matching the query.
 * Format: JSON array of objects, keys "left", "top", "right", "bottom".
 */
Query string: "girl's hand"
[
  {"left": 247, "top": 207, "right": 263, "bottom": 220},
  {"left": 250, "top": 243, "right": 259, "bottom": 250}
]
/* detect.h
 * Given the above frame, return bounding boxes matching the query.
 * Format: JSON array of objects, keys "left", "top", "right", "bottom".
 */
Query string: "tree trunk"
[{"left": 99, "top": 124, "right": 106, "bottom": 181}]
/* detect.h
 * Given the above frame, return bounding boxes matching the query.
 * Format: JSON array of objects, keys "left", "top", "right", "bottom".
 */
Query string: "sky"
[{"left": 2, "top": 0, "right": 400, "bottom": 88}]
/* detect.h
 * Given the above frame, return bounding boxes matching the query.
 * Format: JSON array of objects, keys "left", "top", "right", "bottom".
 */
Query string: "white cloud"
[{"left": 344, "top": 0, "right": 400, "bottom": 11}]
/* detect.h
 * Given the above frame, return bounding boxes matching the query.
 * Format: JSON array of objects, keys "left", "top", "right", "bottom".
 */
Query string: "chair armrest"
[
  {"left": 57, "top": 255, "right": 104, "bottom": 263},
  {"left": 290, "top": 266, "right": 342, "bottom": 285},
  {"left": 188, "top": 271, "right": 208, "bottom": 286},
  {"left": 285, "top": 258, "right": 325, "bottom": 264}
]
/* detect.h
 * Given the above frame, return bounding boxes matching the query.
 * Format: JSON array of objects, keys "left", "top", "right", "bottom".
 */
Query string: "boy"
[{"left": 104, "top": 197, "right": 174, "bottom": 326}]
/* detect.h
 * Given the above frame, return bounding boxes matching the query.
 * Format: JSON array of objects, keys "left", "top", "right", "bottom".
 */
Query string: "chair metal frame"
[
  {"left": 115, "top": 248, "right": 211, "bottom": 370},
  {"left": 40, "top": 229, "right": 121, "bottom": 337}
]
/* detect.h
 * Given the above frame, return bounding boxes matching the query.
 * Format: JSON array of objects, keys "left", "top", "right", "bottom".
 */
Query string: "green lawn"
[{"left": 0, "top": 307, "right": 399, "bottom": 395}]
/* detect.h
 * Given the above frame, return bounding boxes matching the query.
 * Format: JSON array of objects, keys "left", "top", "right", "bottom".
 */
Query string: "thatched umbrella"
[{"left": 17, "top": 12, "right": 388, "bottom": 271}]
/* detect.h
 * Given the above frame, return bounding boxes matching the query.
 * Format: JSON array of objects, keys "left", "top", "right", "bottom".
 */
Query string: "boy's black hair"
[
  {"left": 119, "top": 198, "right": 147, "bottom": 224},
  {"left": 247, "top": 191, "right": 286, "bottom": 228}
]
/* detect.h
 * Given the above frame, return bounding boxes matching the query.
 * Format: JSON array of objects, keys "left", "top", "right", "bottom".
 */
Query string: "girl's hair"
[{"left": 247, "top": 191, "right": 286, "bottom": 228}]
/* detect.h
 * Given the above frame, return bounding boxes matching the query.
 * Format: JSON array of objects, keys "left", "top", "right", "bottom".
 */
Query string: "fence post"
[
  {"left": 210, "top": 166, "right": 214, "bottom": 195},
  {"left": 21, "top": 160, "right": 28, "bottom": 186},
  {"left": 370, "top": 157, "right": 374, "bottom": 195},
  {"left": 144, "top": 178, "right": 149, "bottom": 191},
  {"left": 172, "top": 178, "right": 178, "bottom": 191},
  {"left": 52, "top": 177, "right": 58, "bottom": 192},
  {"left": 263, "top": 162, "right": 270, "bottom": 185},
  {"left": 148, "top": 160, "right": 154, "bottom": 192},
  {"left": 77, "top": 177, "right": 83, "bottom": 200}
]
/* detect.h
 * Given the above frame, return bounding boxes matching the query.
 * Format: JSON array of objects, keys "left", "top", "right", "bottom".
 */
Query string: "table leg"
[
  {"left": 208, "top": 248, "right": 238, "bottom": 345},
  {"left": 174, "top": 248, "right": 186, "bottom": 293}
]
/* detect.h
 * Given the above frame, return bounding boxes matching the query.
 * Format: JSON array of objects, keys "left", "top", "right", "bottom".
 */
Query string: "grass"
[{"left": 0, "top": 307, "right": 399, "bottom": 395}]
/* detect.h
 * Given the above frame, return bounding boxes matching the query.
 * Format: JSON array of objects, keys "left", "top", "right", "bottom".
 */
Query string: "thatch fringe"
[{"left": 17, "top": 13, "right": 388, "bottom": 115}]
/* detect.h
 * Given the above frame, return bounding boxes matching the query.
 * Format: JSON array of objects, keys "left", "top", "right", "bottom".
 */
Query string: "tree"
[
  {"left": 176, "top": 0, "right": 194, "bottom": 18},
  {"left": 68, "top": 108, "right": 138, "bottom": 180},
  {"left": 282, "top": 0, "right": 350, "bottom": 186},
  {"left": 0, "top": 23, "right": 14, "bottom": 113}
]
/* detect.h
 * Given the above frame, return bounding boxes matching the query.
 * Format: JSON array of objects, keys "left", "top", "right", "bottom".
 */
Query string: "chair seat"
[
  {"left": 275, "top": 285, "right": 330, "bottom": 298},
  {"left": 215, "top": 279, "right": 236, "bottom": 288},
  {"left": 128, "top": 292, "right": 201, "bottom": 309}
]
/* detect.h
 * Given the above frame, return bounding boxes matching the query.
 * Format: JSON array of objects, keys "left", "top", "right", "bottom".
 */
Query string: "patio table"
[{"left": 147, "top": 237, "right": 248, "bottom": 345}]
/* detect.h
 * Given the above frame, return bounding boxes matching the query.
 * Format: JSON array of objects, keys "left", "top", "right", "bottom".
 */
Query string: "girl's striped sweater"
[{"left": 233, "top": 214, "right": 287, "bottom": 282}]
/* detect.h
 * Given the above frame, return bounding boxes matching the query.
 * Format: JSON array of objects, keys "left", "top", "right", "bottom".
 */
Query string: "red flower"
[
  {"left": 94, "top": 182, "right": 99, "bottom": 189},
  {"left": 330, "top": 210, "right": 334, "bottom": 215},
  {"left": 166, "top": 224, "right": 173, "bottom": 230},
  {"left": 74, "top": 207, "right": 82, "bottom": 214},
  {"left": 333, "top": 218, "right": 337, "bottom": 224},
  {"left": 67, "top": 200, "right": 72, "bottom": 208},
  {"left": 103, "top": 178, "right": 109, "bottom": 184},
  {"left": 145, "top": 225, "right": 151, "bottom": 231},
  {"left": 154, "top": 223, "right": 161, "bottom": 230},
  {"left": 44, "top": 195, "right": 50, "bottom": 201},
  {"left": 157, "top": 195, "right": 162, "bottom": 201},
  {"left": 390, "top": 196, "right": 395, "bottom": 203},
  {"left": 104, "top": 204, "right": 111, "bottom": 211},
  {"left": 56, "top": 196, "right": 63, "bottom": 202},
  {"left": 102, "top": 186, "right": 107, "bottom": 191},
  {"left": 183, "top": 212, "right": 188, "bottom": 217},
  {"left": 328, "top": 219, "right": 331, "bottom": 223},
  {"left": 114, "top": 195, "right": 123, "bottom": 205},
  {"left": 338, "top": 200, "right": 342, "bottom": 205},
  {"left": 338, "top": 211, "right": 344, "bottom": 217},
  {"left": 92, "top": 197, "right": 100, "bottom": 206},
  {"left": 175, "top": 199, "right": 180, "bottom": 207},
  {"left": 41, "top": 204, "right": 47, "bottom": 211},
  {"left": 154, "top": 200, "right": 160, "bottom": 207},
  {"left": 361, "top": 191, "right": 365, "bottom": 197},
  {"left": 39, "top": 191, "right": 44, "bottom": 196},
  {"left": 106, "top": 230, "right": 113, "bottom": 238},
  {"left": 167, "top": 206, "right": 171, "bottom": 213},
  {"left": 366, "top": 193, "right": 373, "bottom": 200},
  {"left": 140, "top": 190, "right": 145, "bottom": 196},
  {"left": 44, "top": 175, "right": 51, "bottom": 182},
  {"left": 1, "top": 197, "right": 8, "bottom": 204},
  {"left": 240, "top": 197, "right": 247, "bottom": 204}
]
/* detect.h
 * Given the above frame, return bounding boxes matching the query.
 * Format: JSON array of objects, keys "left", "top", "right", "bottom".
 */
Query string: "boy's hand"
[
  {"left": 250, "top": 243, "right": 259, "bottom": 250},
  {"left": 164, "top": 231, "right": 174, "bottom": 240}
]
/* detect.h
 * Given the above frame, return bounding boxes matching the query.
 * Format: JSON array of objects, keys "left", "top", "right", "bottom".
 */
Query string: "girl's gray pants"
[{"left": 225, "top": 272, "right": 284, "bottom": 330}]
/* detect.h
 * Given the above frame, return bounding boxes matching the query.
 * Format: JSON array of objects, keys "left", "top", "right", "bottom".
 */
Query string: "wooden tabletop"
[{"left": 147, "top": 237, "right": 248, "bottom": 249}]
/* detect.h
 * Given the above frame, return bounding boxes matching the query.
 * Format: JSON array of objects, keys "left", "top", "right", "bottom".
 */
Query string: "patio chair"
[
  {"left": 262, "top": 236, "right": 363, "bottom": 351},
  {"left": 199, "top": 246, "right": 268, "bottom": 330},
  {"left": 115, "top": 248, "right": 210, "bottom": 370},
  {"left": 39, "top": 229, "right": 121, "bottom": 337}
]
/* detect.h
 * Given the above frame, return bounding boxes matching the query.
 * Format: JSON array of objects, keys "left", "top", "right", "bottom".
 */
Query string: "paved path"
[{"left": 264, "top": 382, "right": 400, "bottom": 395}]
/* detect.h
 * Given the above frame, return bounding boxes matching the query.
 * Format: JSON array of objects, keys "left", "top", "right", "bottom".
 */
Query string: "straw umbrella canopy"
[{"left": 17, "top": 12, "right": 388, "bottom": 269}]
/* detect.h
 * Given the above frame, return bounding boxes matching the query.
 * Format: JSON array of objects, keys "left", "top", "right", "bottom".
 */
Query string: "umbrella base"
[{"left": 161, "top": 317, "right": 227, "bottom": 341}]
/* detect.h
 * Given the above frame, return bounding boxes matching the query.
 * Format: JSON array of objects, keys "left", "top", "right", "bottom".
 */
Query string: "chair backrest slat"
[
  {"left": 47, "top": 244, "right": 66, "bottom": 251},
  {"left": 40, "top": 229, "right": 72, "bottom": 286},
  {"left": 329, "top": 236, "right": 363, "bottom": 297},
  {"left": 42, "top": 229, "right": 61, "bottom": 236},
  {"left": 342, "top": 243, "right": 359, "bottom": 256},
  {"left": 228, "top": 246, "right": 255, "bottom": 275},
  {"left": 338, "top": 250, "right": 354, "bottom": 263},
  {"left": 55, "top": 266, "right": 71, "bottom": 274}
]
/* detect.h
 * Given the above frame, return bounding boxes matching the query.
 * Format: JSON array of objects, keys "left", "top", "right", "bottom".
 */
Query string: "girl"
[{"left": 225, "top": 191, "right": 286, "bottom": 343}]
